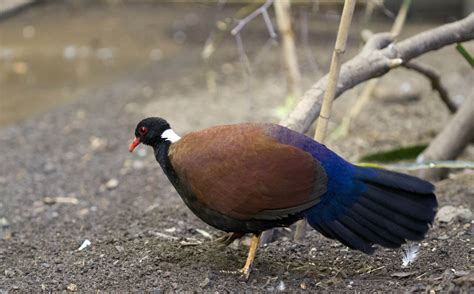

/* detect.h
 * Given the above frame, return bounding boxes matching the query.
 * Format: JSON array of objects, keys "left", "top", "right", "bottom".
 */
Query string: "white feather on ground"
[{"left": 401, "top": 243, "right": 420, "bottom": 267}]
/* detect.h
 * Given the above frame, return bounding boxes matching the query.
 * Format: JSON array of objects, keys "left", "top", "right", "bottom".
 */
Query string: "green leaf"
[
  {"left": 359, "top": 144, "right": 428, "bottom": 163},
  {"left": 456, "top": 43, "right": 474, "bottom": 68}
]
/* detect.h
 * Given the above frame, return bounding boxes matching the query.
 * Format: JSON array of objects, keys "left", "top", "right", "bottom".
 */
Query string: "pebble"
[
  {"left": 43, "top": 162, "right": 56, "bottom": 173},
  {"left": 105, "top": 178, "right": 119, "bottom": 190},
  {"left": 77, "top": 239, "right": 91, "bottom": 251},
  {"left": 436, "top": 206, "right": 472, "bottom": 223},
  {"left": 43, "top": 197, "right": 55, "bottom": 205},
  {"left": 67, "top": 283, "right": 78, "bottom": 292},
  {"left": 4, "top": 269, "right": 15, "bottom": 277},
  {"left": 90, "top": 136, "right": 107, "bottom": 150},
  {"left": 199, "top": 277, "right": 210, "bottom": 288},
  {"left": 0, "top": 217, "right": 9, "bottom": 227},
  {"left": 276, "top": 280, "right": 286, "bottom": 291},
  {"left": 132, "top": 160, "right": 144, "bottom": 170}
]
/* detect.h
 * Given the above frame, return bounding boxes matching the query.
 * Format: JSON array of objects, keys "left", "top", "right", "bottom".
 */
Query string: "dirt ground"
[{"left": 0, "top": 2, "right": 473, "bottom": 292}]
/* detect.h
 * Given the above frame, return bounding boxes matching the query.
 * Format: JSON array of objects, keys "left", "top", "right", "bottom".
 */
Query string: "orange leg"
[{"left": 240, "top": 233, "right": 261, "bottom": 280}]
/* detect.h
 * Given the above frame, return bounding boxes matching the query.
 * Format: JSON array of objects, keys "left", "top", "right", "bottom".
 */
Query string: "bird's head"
[{"left": 129, "top": 117, "right": 181, "bottom": 152}]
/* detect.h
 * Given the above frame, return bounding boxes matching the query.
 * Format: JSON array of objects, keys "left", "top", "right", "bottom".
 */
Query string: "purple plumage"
[{"left": 263, "top": 123, "right": 437, "bottom": 254}]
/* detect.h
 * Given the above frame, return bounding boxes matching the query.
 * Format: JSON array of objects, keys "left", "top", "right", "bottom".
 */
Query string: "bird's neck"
[{"left": 154, "top": 142, "right": 178, "bottom": 182}]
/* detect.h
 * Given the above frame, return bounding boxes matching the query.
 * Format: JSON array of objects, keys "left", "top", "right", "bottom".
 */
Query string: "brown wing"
[{"left": 169, "top": 124, "right": 327, "bottom": 220}]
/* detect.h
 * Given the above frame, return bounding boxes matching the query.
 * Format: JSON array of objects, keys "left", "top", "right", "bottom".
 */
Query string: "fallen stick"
[{"left": 416, "top": 95, "right": 474, "bottom": 181}]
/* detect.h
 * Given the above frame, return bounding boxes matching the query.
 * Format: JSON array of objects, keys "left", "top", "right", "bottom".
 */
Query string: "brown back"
[{"left": 169, "top": 124, "right": 326, "bottom": 220}]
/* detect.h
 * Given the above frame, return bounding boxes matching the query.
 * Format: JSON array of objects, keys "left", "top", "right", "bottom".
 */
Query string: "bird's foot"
[
  {"left": 239, "top": 265, "right": 252, "bottom": 281},
  {"left": 218, "top": 268, "right": 252, "bottom": 281},
  {"left": 213, "top": 232, "right": 243, "bottom": 247}
]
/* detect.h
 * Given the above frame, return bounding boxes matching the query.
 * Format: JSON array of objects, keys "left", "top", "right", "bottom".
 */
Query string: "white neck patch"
[{"left": 161, "top": 129, "right": 181, "bottom": 143}]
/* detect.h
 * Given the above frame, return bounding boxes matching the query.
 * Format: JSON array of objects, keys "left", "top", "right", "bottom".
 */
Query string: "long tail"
[{"left": 305, "top": 166, "right": 438, "bottom": 254}]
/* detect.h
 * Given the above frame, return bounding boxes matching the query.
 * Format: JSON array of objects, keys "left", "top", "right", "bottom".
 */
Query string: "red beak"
[{"left": 129, "top": 137, "right": 141, "bottom": 152}]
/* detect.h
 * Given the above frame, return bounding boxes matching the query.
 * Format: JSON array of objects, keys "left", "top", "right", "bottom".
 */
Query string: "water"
[{"left": 0, "top": 2, "right": 184, "bottom": 126}]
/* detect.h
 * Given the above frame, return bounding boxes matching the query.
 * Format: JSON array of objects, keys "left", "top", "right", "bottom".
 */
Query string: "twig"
[
  {"left": 314, "top": 0, "right": 356, "bottom": 141},
  {"left": 330, "top": 0, "right": 411, "bottom": 140},
  {"left": 391, "top": 0, "right": 411, "bottom": 37},
  {"left": 281, "top": 14, "right": 474, "bottom": 134},
  {"left": 230, "top": 0, "right": 277, "bottom": 120},
  {"left": 274, "top": 0, "right": 302, "bottom": 98},
  {"left": 294, "top": 0, "right": 356, "bottom": 241},
  {"left": 231, "top": 0, "right": 276, "bottom": 37},
  {"left": 201, "top": 2, "right": 260, "bottom": 60},
  {"left": 371, "top": 0, "right": 396, "bottom": 19},
  {"left": 404, "top": 60, "right": 457, "bottom": 113}
]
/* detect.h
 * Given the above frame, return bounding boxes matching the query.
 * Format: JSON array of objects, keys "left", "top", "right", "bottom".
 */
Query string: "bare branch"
[
  {"left": 404, "top": 60, "right": 458, "bottom": 113},
  {"left": 274, "top": 0, "right": 302, "bottom": 98},
  {"left": 360, "top": 31, "right": 393, "bottom": 54},
  {"left": 231, "top": 0, "right": 275, "bottom": 37},
  {"left": 417, "top": 95, "right": 474, "bottom": 181},
  {"left": 281, "top": 13, "right": 474, "bottom": 134}
]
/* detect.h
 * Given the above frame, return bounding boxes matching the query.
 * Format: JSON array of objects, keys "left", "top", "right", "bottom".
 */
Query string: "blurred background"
[{"left": 1, "top": 0, "right": 472, "bottom": 127}]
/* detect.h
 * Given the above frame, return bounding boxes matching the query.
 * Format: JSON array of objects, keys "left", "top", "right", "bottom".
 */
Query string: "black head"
[{"left": 129, "top": 117, "right": 171, "bottom": 152}]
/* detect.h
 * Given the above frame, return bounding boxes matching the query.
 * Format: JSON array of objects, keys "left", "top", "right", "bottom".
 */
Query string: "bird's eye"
[{"left": 139, "top": 126, "right": 148, "bottom": 135}]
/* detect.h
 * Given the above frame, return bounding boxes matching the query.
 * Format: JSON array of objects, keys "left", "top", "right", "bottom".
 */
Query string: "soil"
[{"left": 0, "top": 2, "right": 473, "bottom": 292}]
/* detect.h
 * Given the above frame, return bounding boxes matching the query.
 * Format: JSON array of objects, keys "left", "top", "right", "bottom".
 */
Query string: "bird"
[{"left": 129, "top": 117, "right": 437, "bottom": 278}]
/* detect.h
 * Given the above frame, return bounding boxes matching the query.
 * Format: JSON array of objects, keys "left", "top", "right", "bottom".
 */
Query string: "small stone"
[
  {"left": 0, "top": 218, "right": 8, "bottom": 227},
  {"left": 436, "top": 206, "right": 472, "bottom": 223},
  {"left": 77, "top": 239, "right": 91, "bottom": 251},
  {"left": 43, "top": 162, "right": 56, "bottom": 173},
  {"left": 105, "top": 178, "right": 119, "bottom": 190},
  {"left": 43, "top": 197, "right": 56, "bottom": 205},
  {"left": 199, "top": 277, "right": 210, "bottom": 288},
  {"left": 4, "top": 269, "right": 15, "bottom": 277},
  {"left": 90, "top": 136, "right": 107, "bottom": 150},
  {"left": 2, "top": 228, "right": 12, "bottom": 240},
  {"left": 132, "top": 160, "right": 144, "bottom": 170},
  {"left": 67, "top": 283, "right": 78, "bottom": 292},
  {"left": 164, "top": 227, "right": 176, "bottom": 233},
  {"left": 55, "top": 197, "right": 79, "bottom": 205},
  {"left": 276, "top": 280, "right": 286, "bottom": 291}
]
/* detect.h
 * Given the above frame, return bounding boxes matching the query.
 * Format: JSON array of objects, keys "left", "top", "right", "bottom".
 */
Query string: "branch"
[
  {"left": 281, "top": 13, "right": 474, "bottom": 134},
  {"left": 417, "top": 95, "right": 474, "bottom": 181},
  {"left": 274, "top": 0, "right": 302, "bottom": 98},
  {"left": 231, "top": 0, "right": 276, "bottom": 38},
  {"left": 404, "top": 60, "right": 458, "bottom": 113}
]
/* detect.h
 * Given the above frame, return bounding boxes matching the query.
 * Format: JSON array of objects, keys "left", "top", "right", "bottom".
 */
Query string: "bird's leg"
[
  {"left": 213, "top": 232, "right": 244, "bottom": 247},
  {"left": 240, "top": 233, "right": 261, "bottom": 280}
]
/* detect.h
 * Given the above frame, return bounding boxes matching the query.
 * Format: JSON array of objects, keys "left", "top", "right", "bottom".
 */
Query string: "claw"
[{"left": 213, "top": 232, "right": 243, "bottom": 247}]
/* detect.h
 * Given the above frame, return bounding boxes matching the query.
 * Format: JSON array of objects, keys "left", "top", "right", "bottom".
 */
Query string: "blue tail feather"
[{"left": 305, "top": 165, "right": 437, "bottom": 254}]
